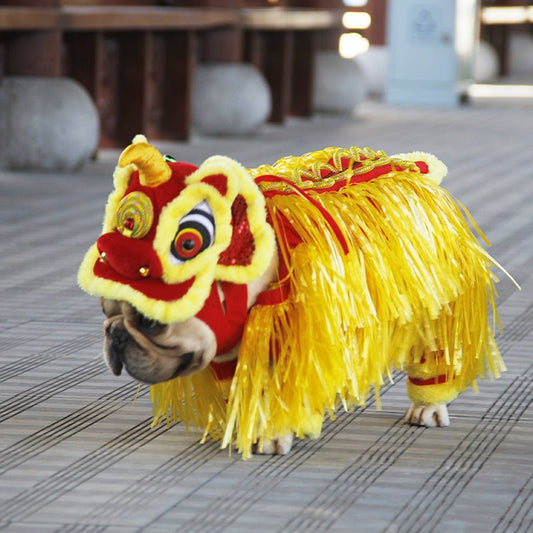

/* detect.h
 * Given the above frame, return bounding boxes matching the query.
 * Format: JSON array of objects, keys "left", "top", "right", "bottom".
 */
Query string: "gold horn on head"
[{"left": 118, "top": 140, "right": 172, "bottom": 187}]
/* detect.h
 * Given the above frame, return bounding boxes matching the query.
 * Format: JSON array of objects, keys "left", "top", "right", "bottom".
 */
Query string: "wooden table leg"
[{"left": 291, "top": 30, "right": 315, "bottom": 117}]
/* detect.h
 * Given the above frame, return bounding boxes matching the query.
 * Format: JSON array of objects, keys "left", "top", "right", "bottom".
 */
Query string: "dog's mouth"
[{"left": 103, "top": 313, "right": 206, "bottom": 383}]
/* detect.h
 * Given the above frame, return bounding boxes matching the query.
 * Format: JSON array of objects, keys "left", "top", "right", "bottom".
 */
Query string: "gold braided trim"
[{"left": 249, "top": 146, "right": 421, "bottom": 193}]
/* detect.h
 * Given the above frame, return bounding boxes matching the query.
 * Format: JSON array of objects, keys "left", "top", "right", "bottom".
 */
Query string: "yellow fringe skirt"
[{"left": 151, "top": 147, "right": 505, "bottom": 459}]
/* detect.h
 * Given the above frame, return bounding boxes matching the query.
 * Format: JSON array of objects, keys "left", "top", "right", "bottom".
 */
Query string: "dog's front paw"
[
  {"left": 254, "top": 434, "right": 294, "bottom": 455},
  {"left": 404, "top": 403, "right": 450, "bottom": 427}
]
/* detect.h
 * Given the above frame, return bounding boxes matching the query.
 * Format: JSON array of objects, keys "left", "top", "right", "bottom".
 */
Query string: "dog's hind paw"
[
  {"left": 254, "top": 434, "right": 294, "bottom": 455},
  {"left": 404, "top": 403, "right": 450, "bottom": 427}
]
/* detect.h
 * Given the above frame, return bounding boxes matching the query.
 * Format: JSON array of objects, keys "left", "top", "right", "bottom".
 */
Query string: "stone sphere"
[
  {"left": 313, "top": 50, "right": 367, "bottom": 113},
  {"left": 474, "top": 41, "right": 499, "bottom": 83},
  {"left": 192, "top": 63, "right": 271, "bottom": 136},
  {"left": 0, "top": 77, "right": 99, "bottom": 171},
  {"left": 353, "top": 45, "right": 388, "bottom": 96}
]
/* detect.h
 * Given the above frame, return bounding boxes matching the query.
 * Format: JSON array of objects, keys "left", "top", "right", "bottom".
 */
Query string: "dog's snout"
[{"left": 102, "top": 310, "right": 214, "bottom": 383}]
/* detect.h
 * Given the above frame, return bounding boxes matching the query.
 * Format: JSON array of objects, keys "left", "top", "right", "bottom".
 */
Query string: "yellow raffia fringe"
[
  {"left": 150, "top": 366, "right": 230, "bottom": 442},
  {"left": 151, "top": 147, "right": 505, "bottom": 459},
  {"left": 224, "top": 175, "right": 503, "bottom": 457}
]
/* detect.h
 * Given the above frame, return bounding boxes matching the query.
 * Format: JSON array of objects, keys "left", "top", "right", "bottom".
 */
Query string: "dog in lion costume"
[{"left": 79, "top": 135, "right": 507, "bottom": 458}]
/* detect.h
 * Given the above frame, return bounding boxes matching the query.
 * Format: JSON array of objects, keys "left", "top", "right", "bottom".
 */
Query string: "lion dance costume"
[{"left": 79, "top": 135, "right": 506, "bottom": 458}]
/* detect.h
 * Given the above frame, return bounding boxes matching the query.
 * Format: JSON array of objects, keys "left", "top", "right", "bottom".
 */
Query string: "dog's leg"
[
  {"left": 253, "top": 434, "right": 294, "bottom": 455},
  {"left": 404, "top": 350, "right": 459, "bottom": 428}
]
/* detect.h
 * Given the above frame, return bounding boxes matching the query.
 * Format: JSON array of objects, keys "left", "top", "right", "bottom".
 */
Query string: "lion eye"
[{"left": 170, "top": 201, "right": 215, "bottom": 264}]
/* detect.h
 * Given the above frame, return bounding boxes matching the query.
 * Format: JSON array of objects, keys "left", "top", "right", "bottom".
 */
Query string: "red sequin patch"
[{"left": 218, "top": 195, "right": 255, "bottom": 266}]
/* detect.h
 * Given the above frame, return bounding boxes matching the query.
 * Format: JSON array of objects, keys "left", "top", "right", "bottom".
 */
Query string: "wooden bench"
[
  {"left": 0, "top": 1, "right": 345, "bottom": 146},
  {"left": 0, "top": 7, "right": 61, "bottom": 76},
  {"left": 0, "top": 7, "right": 59, "bottom": 30},
  {"left": 60, "top": 6, "right": 239, "bottom": 145},
  {"left": 242, "top": 7, "right": 343, "bottom": 122},
  {"left": 0, "top": 2, "right": 239, "bottom": 145}
]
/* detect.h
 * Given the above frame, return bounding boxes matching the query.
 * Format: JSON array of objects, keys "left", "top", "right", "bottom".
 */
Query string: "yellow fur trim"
[
  {"left": 187, "top": 156, "right": 242, "bottom": 196},
  {"left": 406, "top": 380, "right": 463, "bottom": 405},
  {"left": 391, "top": 151, "right": 448, "bottom": 185},
  {"left": 132, "top": 133, "right": 148, "bottom": 144},
  {"left": 78, "top": 244, "right": 216, "bottom": 323},
  {"left": 189, "top": 155, "right": 276, "bottom": 285}
]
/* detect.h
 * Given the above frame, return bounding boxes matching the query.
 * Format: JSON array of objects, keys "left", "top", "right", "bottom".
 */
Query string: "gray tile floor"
[{"left": 0, "top": 98, "right": 532, "bottom": 532}]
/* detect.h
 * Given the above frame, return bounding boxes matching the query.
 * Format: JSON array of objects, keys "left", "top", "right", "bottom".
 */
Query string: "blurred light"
[
  {"left": 339, "top": 33, "right": 370, "bottom": 58},
  {"left": 343, "top": 0, "right": 368, "bottom": 6},
  {"left": 469, "top": 84, "right": 533, "bottom": 98},
  {"left": 342, "top": 12, "right": 371, "bottom": 30},
  {"left": 481, "top": 6, "right": 533, "bottom": 24}
]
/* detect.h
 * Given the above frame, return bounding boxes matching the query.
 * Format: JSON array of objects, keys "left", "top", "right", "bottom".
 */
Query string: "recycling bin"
[{"left": 386, "top": 0, "right": 479, "bottom": 106}]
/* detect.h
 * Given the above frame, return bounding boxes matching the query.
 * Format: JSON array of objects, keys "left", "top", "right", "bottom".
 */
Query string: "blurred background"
[{"left": 1, "top": 0, "right": 532, "bottom": 170}]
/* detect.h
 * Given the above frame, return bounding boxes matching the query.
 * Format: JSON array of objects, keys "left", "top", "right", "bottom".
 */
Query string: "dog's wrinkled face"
[{"left": 101, "top": 298, "right": 217, "bottom": 384}]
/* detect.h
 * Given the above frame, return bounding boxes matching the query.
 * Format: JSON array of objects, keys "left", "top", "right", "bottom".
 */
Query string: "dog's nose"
[{"left": 109, "top": 320, "right": 129, "bottom": 346}]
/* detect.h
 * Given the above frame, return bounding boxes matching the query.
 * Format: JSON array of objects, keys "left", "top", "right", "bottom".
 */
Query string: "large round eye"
[
  {"left": 170, "top": 201, "right": 215, "bottom": 264},
  {"left": 116, "top": 192, "right": 154, "bottom": 239}
]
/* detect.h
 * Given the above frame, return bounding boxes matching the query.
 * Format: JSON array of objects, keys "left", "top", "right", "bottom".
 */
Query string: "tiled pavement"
[{"left": 0, "top": 97, "right": 532, "bottom": 532}]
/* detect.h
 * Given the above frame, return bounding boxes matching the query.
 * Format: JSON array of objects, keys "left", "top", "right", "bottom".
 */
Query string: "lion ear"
[
  {"left": 186, "top": 155, "right": 249, "bottom": 200},
  {"left": 186, "top": 155, "right": 276, "bottom": 284},
  {"left": 199, "top": 174, "right": 229, "bottom": 197}
]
